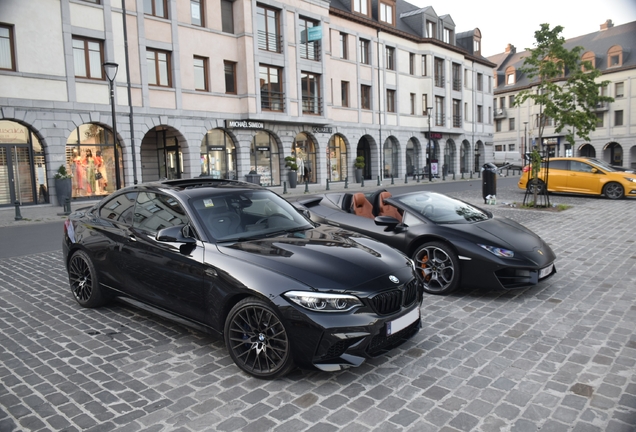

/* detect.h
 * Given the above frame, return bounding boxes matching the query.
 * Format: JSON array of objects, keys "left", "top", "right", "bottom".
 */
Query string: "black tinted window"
[
  {"left": 546, "top": 160, "right": 568, "bottom": 170},
  {"left": 133, "top": 192, "right": 189, "bottom": 233},
  {"left": 99, "top": 192, "right": 137, "bottom": 225}
]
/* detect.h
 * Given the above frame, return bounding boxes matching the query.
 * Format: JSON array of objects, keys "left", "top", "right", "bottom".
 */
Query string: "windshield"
[
  {"left": 395, "top": 192, "right": 490, "bottom": 224},
  {"left": 587, "top": 158, "right": 620, "bottom": 172},
  {"left": 190, "top": 190, "right": 313, "bottom": 241}
]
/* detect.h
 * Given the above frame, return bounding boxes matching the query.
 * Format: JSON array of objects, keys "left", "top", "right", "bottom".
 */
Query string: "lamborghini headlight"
[
  {"left": 478, "top": 244, "right": 515, "bottom": 258},
  {"left": 284, "top": 291, "right": 362, "bottom": 312}
]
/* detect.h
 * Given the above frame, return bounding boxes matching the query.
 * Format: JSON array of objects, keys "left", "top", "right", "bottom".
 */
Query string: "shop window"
[
  {"left": 292, "top": 133, "right": 316, "bottom": 183},
  {"left": 383, "top": 138, "right": 398, "bottom": 178},
  {"left": 201, "top": 129, "right": 236, "bottom": 180},
  {"left": 251, "top": 131, "right": 280, "bottom": 186},
  {"left": 328, "top": 135, "right": 348, "bottom": 182},
  {"left": 0, "top": 25, "right": 16, "bottom": 71},
  {"left": 72, "top": 37, "right": 103, "bottom": 80},
  {"left": 191, "top": 0, "right": 204, "bottom": 26},
  {"left": 144, "top": 0, "right": 168, "bottom": 18},
  {"left": 147, "top": 49, "right": 172, "bottom": 87}
]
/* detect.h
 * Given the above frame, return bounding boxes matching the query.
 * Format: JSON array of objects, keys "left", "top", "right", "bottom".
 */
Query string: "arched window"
[
  {"left": 607, "top": 46, "right": 622, "bottom": 68},
  {"left": 406, "top": 138, "right": 420, "bottom": 176},
  {"left": 200, "top": 129, "right": 237, "bottom": 179},
  {"left": 66, "top": 124, "right": 123, "bottom": 198},
  {"left": 250, "top": 131, "right": 280, "bottom": 186},
  {"left": 292, "top": 133, "right": 316, "bottom": 183},
  {"left": 327, "top": 134, "right": 348, "bottom": 182},
  {"left": 383, "top": 137, "right": 399, "bottom": 179}
]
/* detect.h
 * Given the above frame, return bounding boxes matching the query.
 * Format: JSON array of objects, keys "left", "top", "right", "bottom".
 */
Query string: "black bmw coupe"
[
  {"left": 62, "top": 179, "right": 422, "bottom": 379},
  {"left": 294, "top": 189, "right": 557, "bottom": 295}
]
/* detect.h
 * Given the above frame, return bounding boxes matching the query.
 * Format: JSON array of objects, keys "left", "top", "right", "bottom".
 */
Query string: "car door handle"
[{"left": 128, "top": 235, "right": 137, "bottom": 242}]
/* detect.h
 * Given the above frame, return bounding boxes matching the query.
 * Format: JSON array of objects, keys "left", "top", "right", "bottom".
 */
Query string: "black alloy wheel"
[
  {"left": 224, "top": 297, "right": 294, "bottom": 379},
  {"left": 413, "top": 242, "right": 460, "bottom": 295},
  {"left": 603, "top": 182, "right": 624, "bottom": 200},
  {"left": 68, "top": 250, "right": 107, "bottom": 308},
  {"left": 527, "top": 178, "right": 546, "bottom": 194}
]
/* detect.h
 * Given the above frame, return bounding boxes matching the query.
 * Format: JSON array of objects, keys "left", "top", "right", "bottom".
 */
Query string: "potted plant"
[
  {"left": 54, "top": 164, "right": 73, "bottom": 207},
  {"left": 354, "top": 156, "right": 365, "bottom": 183},
  {"left": 285, "top": 156, "right": 298, "bottom": 188}
]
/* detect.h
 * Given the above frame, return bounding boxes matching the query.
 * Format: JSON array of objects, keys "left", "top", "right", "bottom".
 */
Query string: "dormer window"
[
  {"left": 581, "top": 51, "right": 596, "bottom": 71},
  {"left": 379, "top": 1, "right": 394, "bottom": 25},
  {"left": 505, "top": 66, "right": 515, "bottom": 85},
  {"left": 607, "top": 45, "right": 623, "bottom": 68},
  {"left": 426, "top": 21, "right": 436, "bottom": 39},
  {"left": 443, "top": 28, "right": 453, "bottom": 44},
  {"left": 352, "top": 0, "right": 369, "bottom": 16}
]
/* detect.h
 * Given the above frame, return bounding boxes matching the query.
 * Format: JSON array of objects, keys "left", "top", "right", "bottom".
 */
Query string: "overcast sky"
[{"left": 410, "top": 0, "right": 636, "bottom": 57}]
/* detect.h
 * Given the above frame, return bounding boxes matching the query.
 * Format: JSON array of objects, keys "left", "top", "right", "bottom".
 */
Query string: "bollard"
[
  {"left": 344, "top": 177, "right": 348, "bottom": 189},
  {"left": 405, "top": 174, "right": 408, "bottom": 184},
  {"left": 417, "top": 173, "right": 420, "bottom": 183},
  {"left": 14, "top": 200, "right": 23, "bottom": 221},
  {"left": 461, "top": 172, "right": 464, "bottom": 179},
  {"left": 478, "top": 170, "right": 481, "bottom": 178},
  {"left": 453, "top": 172, "right": 456, "bottom": 180},
  {"left": 283, "top": 181, "right": 288, "bottom": 194},
  {"left": 391, "top": 174, "right": 394, "bottom": 185},
  {"left": 64, "top": 197, "right": 72, "bottom": 215},
  {"left": 304, "top": 180, "right": 309, "bottom": 194},
  {"left": 361, "top": 177, "right": 365, "bottom": 187},
  {"left": 470, "top": 171, "right": 473, "bottom": 179},
  {"left": 326, "top": 178, "right": 330, "bottom": 191},
  {"left": 442, "top": 172, "right": 446, "bottom": 181},
  {"left": 377, "top": 176, "right": 381, "bottom": 186}
]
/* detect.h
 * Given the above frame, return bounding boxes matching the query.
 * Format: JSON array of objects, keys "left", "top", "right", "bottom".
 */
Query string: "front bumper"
[{"left": 279, "top": 281, "right": 423, "bottom": 371}]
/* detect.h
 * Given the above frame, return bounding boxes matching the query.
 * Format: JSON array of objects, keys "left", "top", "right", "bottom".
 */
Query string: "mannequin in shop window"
[
  {"left": 94, "top": 150, "right": 107, "bottom": 192},
  {"left": 72, "top": 149, "right": 83, "bottom": 196},
  {"left": 83, "top": 149, "right": 96, "bottom": 194}
]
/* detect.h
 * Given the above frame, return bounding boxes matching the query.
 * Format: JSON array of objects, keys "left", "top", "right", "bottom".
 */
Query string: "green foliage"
[
  {"left": 513, "top": 24, "right": 614, "bottom": 147},
  {"left": 284, "top": 156, "right": 298, "bottom": 171},
  {"left": 354, "top": 156, "right": 365, "bottom": 169},
  {"left": 530, "top": 148, "right": 542, "bottom": 180},
  {"left": 54, "top": 165, "right": 72, "bottom": 179}
]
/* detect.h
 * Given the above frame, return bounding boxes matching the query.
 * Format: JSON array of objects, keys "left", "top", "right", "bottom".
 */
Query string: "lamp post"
[
  {"left": 103, "top": 61, "right": 121, "bottom": 190},
  {"left": 523, "top": 121, "right": 528, "bottom": 167},
  {"left": 426, "top": 106, "right": 433, "bottom": 182}
]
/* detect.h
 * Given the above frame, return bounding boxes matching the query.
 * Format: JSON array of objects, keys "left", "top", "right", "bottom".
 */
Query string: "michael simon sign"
[{"left": 225, "top": 120, "right": 265, "bottom": 129}]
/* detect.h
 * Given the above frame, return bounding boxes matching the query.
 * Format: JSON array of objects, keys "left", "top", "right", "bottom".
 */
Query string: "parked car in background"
[
  {"left": 518, "top": 157, "right": 636, "bottom": 200},
  {"left": 294, "top": 190, "right": 556, "bottom": 295},
  {"left": 63, "top": 179, "right": 422, "bottom": 379}
]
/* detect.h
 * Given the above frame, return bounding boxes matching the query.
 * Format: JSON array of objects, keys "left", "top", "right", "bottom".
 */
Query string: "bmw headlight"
[
  {"left": 284, "top": 291, "right": 362, "bottom": 312},
  {"left": 478, "top": 244, "right": 514, "bottom": 258}
]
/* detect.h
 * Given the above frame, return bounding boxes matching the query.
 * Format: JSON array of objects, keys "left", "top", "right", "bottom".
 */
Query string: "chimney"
[
  {"left": 505, "top": 44, "right": 516, "bottom": 54},
  {"left": 600, "top": 19, "right": 614, "bottom": 30}
]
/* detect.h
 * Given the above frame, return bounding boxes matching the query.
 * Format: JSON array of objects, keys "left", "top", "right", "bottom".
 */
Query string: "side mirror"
[
  {"left": 156, "top": 225, "right": 196, "bottom": 244},
  {"left": 374, "top": 215, "right": 401, "bottom": 231},
  {"left": 591, "top": 167, "right": 598, "bottom": 174}
]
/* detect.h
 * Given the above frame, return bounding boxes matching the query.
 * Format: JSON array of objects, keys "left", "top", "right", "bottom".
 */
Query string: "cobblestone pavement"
[{"left": 1, "top": 181, "right": 635, "bottom": 431}]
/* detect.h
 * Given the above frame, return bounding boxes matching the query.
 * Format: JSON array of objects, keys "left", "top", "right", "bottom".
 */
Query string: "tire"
[
  {"left": 412, "top": 242, "right": 460, "bottom": 295},
  {"left": 603, "top": 182, "right": 624, "bottom": 200},
  {"left": 67, "top": 250, "right": 107, "bottom": 308},
  {"left": 224, "top": 297, "right": 295, "bottom": 379},
  {"left": 526, "top": 178, "right": 546, "bottom": 194}
]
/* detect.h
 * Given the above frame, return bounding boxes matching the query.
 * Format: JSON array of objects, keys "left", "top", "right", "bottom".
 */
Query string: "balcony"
[
  {"left": 258, "top": 30, "right": 282, "bottom": 53},
  {"left": 452, "top": 79, "right": 461, "bottom": 92},
  {"left": 261, "top": 91, "right": 285, "bottom": 112},
  {"left": 302, "top": 96, "right": 323, "bottom": 115},
  {"left": 593, "top": 101, "right": 609, "bottom": 111},
  {"left": 435, "top": 75, "right": 445, "bottom": 88},
  {"left": 494, "top": 108, "right": 507, "bottom": 119},
  {"left": 435, "top": 113, "right": 445, "bottom": 127},
  {"left": 452, "top": 115, "right": 462, "bottom": 128}
]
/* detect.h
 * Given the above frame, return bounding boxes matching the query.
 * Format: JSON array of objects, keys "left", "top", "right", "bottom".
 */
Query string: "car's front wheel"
[
  {"left": 603, "top": 182, "right": 624, "bottom": 200},
  {"left": 224, "top": 297, "right": 295, "bottom": 379},
  {"left": 413, "top": 242, "right": 460, "bottom": 295},
  {"left": 526, "top": 178, "right": 546, "bottom": 194},
  {"left": 68, "top": 250, "right": 107, "bottom": 308}
]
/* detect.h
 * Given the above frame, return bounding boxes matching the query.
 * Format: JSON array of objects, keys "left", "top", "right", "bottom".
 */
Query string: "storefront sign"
[
  {"left": 225, "top": 120, "right": 265, "bottom": 129},
  {"left": 0, "top": 124, "right": 28, "bottom": 143},
  {"left": 256, "top": 147, "right": 270, "bottom": 152},
  {"left": 542, "top": 137, "right": 559, "bottom": 146},
  {"left": 208, "top": 146, "right": 225, "bottom": 151},
  {"left": 424, "top": 132, "right": 442, "bottom": 139},
  {"left": 312, "top": 126, "right": 333, "bottom": 134}
]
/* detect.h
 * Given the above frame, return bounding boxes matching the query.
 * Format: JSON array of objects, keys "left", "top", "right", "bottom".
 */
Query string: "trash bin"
[
  {"left": 481, "top": 163, "right": 497, "bottom": 203},
  {"left": 244, "top": 173, "right": 261, "bottom": 185}
]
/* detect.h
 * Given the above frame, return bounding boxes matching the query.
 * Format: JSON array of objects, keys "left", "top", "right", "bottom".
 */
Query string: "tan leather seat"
[
  {"left": 352, "top": 193, "right": 374, "bottom": 219},
  {"left": 378, "top": 191, "right": 402, "bottom": 222}
]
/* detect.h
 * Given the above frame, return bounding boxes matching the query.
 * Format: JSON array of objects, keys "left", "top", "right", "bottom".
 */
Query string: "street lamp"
[
  {"left": 426, "top": 106, "right": 433, "bottom": 182},
  {"left": 103, "top": 61, "right": 121, "bottom": 190},
  {"left": 523, "top": 121, "right": 528, "bottom": 167}
]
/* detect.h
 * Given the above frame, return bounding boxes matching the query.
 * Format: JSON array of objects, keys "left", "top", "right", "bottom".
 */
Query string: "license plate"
[
  {"left": 539, "top": 264, "right": 554, "bottom": 279},
  {"left": 387, "top": 308, "right": 420, "bottom": 336}
]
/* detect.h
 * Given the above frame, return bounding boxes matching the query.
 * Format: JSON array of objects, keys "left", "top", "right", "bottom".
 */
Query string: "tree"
[{"left": 514, "top": 24, "right": 614, "bottom": 205}]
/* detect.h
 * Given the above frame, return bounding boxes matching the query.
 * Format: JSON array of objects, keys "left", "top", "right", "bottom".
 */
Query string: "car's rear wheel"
[
  {"left": 413, "top": 242, "right": 460, "bottom": 295},
  {"left": 526, "top": 178, "right": 546, "bottom": 194},
  {"left": 603, "top": 182, "right": 624, "bottom": 200},
  {"left": 68, "top": 250, "right": 107, "bottom": 308},
  {"left": 224, "top": 297, "right": 295, "bottom": 379}
]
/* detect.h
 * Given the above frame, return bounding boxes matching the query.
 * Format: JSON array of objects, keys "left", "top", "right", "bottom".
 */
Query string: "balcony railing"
[
  {"left": 435, "top": 75, "right": 445, "bottom": 88},
  {"left": 435, "top": 113, "right": 445, "bottom": 127},
  {"left": 261, "top": 91, "right": 285, "bottom": 111},
  {"left": 302, "top": 96, "right": 322, "bottom": 115},
  {"left": 452, "top": 79, "right": 461, "bottom": 91},
  {"left": 452, "top": 115, "right": 462, "bottom": 128},
  {"left": 257, "top": 30, "right": 282, "bottom": 53},
  {"left": 494, "top": 108, "right": 507, "bottom": 119},
  {"left": 300, "top": 41, "right": 321, "bottom": 61}
]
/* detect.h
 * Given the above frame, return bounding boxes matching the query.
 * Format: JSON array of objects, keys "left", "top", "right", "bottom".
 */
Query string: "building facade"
[
  {"left": 0, "top": 0, "right": 494, "bottom": 206},
  {"left": 488, "top": 20, "right": 636, "bottom": 169}
]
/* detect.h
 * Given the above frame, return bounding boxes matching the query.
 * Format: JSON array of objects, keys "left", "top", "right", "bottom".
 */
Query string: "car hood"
[
  {"left": 448, "top": 217, "right": 551, "bottom": 253},
  {"left": 216, "top": 225, "right": 413, "bottom": 291}
]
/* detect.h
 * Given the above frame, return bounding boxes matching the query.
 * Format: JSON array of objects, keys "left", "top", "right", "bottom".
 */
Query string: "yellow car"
[{"left": 518, "top": 157, "right": 636, "bottom": 200}]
